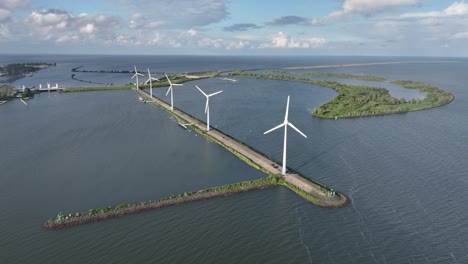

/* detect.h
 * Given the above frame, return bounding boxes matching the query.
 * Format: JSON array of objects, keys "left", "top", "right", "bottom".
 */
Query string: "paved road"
[{"left": 138, "top": 89, "right": 337, "bottom": 202}]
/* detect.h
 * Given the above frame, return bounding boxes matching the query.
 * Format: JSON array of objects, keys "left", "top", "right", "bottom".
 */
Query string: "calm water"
[{"left": 1, "top": 55, "right": 468, "bottom": 263}]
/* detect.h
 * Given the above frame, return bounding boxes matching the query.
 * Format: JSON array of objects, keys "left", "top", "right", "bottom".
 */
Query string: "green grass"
[
  {"left": 47, "top": 177, "right": 283, "bottom": 224},
  {"left": 0, "top": 85, "right": 16, "bottom": 99},
  {"left": 62, "top": 85, "right": 133, "bottom": 92},
  {"left": 228, "top": 72, "right": 454, "bottom": 118},
  {"left": 297, "top": 71, "right": 386, "bottom": 81}
]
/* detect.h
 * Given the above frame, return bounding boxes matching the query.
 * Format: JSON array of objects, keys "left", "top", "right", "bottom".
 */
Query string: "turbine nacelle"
[
  {"left": 196, "top": 85, "right": 222, "bottom": 131},
  {"left": 131, "top": 65, "right": 144, "bottom": 90},
  {"left": 165, "top": 74, "right": 183, "bottom": 111},
  {"left": 263, "top": 96, "right": 307, "bottom": 174}
]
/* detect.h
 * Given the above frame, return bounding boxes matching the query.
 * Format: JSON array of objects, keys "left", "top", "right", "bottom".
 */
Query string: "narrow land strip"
[
  {"left": 284, "top": 60, "right": 458, "bottom": 70},
  {"left": 137, "top": 89, "right": 347, "bottom": 206}
]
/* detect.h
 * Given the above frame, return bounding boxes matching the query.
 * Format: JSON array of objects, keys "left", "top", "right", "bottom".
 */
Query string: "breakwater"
[
  {"left": 43, "top": 87, "right": 348, "bottom": 230},
  {"left": 44, "top": 178, "right": 279, "bottom": 230},
  {"left": 137, "top": 89, "right": 348, "bottom": 207}
]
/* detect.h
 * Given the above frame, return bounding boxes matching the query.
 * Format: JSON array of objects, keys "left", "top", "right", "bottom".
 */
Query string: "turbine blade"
[
  {"left": 147, "top": 69, "right": 151, "bottom": 78},
  {"left": 284, "top": 95, "right": 290, "bottom": 122},
  {"left": 196, "top": 85, "right": 208, "bottom": 97},
  {"left": 288, "top": 122, "right": 307, "bottom": 138},
  {"left": 131, "top": 73, "right": 137, "bottom": 79},
  {"left": 172, "top": 84, "right": 183, "bottom": 86},
  {"left": 165, "top": 86, "right": 172, "bottom": 96},
  {"left": 208, "top": 90, "right": 223, "bottom": 97},
  {"left": 205, "top": 99, "right": 209, "bottom": 114},
  {"left": 165, "top": 74, "right": 173, "bottom": 86},
  {"left": 264, "top": 123, "right": 284, "bottom": 135}
]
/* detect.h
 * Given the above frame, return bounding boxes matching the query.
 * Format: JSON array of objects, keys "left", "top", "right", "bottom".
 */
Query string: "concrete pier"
[{"left": 138, "top": 89, "right": 348, "bottom": 207}]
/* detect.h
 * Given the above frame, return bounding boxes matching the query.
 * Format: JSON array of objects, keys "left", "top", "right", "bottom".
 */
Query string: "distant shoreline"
[{"left": 284, "top": 60, "right": 458, "bottom": 70}]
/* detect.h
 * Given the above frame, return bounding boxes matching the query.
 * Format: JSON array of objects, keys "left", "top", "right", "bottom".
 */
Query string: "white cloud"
[
  {"left": 180, "top": 29, "right": 197, "bottom": 38},
  {"left": 259, "top": 32, "right": 326, "bottom": 49},
  {"left": 325, "top": 0, "right": 418, "bottom": 20},
  {"left": 147, "top": 32, "right": 161, "bottom": 45},
  {"left": 146, "top": 21, "right": 166, "bottom": 28},
  {"left": 0, "top": 23, "right": 10, "bottom": 40},
  {"left": 452, "top": 31, "right": 468, "bottom": 39},
  {"left": 56, "top": 35, "right": 79, "bottom": 43},
  {"left": 401, "top": 1, "right": 468, "bottom": 18},
  {"left": 25, "top": 9, "right": 121, "bottom": 42},
  {"left": 0, "top": 8, "right": 10, "bottom": 21},
  {"left": 80, "top": 23, "right": 95, "bottom": 34},
  {"left": 233, "top": 34, "right": 263, "bottom": 41},
  {"left": 342, "top": 0, "right": 418, "bottom": 14},
  {"left": 0, "top": 0, "right": 30, "bottom": 9},
  {"left": 115, "top": 0, "right": 228, "bottom": 28},
  {"left": 197, "top": 37, "right": 252, "bottom": 50}
]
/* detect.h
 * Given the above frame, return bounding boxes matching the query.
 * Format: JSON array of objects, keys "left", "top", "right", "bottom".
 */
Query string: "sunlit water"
[{"left": 1, "top": 55, "right": 468, "bottom": 263}]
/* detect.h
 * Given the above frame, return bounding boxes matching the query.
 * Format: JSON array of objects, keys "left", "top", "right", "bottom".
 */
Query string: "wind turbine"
[
  {"left": 196, "top": 85, "right": 223, "bottom": 131},
  {"left": 264, "top": 96, "right": 307, "bottom": 175},
  {"left": 144, "top": 70, "right": 159, "bottom": 85},
  {"left": 165, "top": 74, "right": 183, "bottom": 111},
  {"left": 146, "top": 68, "right": 159, "bottom": 99},
  {"left": 131, "top": 65, "right": 144, "bottom": 91}
]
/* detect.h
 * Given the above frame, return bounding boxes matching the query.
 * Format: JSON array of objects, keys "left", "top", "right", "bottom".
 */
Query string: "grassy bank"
[
  {"left": 228, "top": 72, "right": 454, "bottom": 118},
  {"left": 61, "top": 72, "right": 218, "bottom": 93},
  {"left": 62, "top": 85, "right": 133, "bottom": 92},
  {"left": 297, "top": 71, "right": 385, "bottom": 81},
  {"left": 44, "top": 177, "right": 283, "bottom": 230},
  {"left": 0, "top": 85, "right": 16, "bottom": 100},
  {"left": 138, "top": 90, "right": 348, "bottom": 207},
  {"left": 44, "top": 175, "right": 348, "bottom": 230}
]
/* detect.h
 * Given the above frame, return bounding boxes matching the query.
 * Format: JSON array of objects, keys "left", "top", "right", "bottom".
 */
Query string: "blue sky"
[{"left": 1, "top": 0, "right": 467, "bottom": 56}]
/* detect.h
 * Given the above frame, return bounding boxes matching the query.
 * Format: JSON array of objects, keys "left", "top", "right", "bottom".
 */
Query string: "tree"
[{"left": 22, "top": 88, "right": 32, "bottom": 98}]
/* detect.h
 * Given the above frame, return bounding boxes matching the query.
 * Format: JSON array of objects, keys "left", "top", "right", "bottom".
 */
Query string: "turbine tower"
[
  {"left": 196, "top": 85, "right": 223, "bottom": 131},
  {"left": 146, "top": 68, "right": 159, "bottom": 99},
  {"left": 264, "top": 96, "right": 307, "bottom": 175},
  {"left": 131, "top": 65, "right": 144, "bottom": 91},
  {"left": 165, "top": 74, "right": 183, "bottom": 111}
]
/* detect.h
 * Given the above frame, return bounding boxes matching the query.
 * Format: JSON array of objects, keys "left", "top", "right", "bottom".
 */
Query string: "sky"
[{"left": 1, "top": 0, "right": 468, "bottom": 56}]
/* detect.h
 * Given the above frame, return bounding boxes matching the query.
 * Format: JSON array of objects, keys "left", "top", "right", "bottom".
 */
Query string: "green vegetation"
[
  {"left": 0, "top": 62, "right": 55, "bottom": 82},
  {"left": 297, "top": 71, "right": 385, "bottom": 81},
  {"left": 229, "top": 72, "right": 454, "bottom": 118},
  {"left": 390, "top": 80, "right": 454, "bottom": 107},
  {"left": 45, "top": 174, "right": 347, "bottom": 228},
  {"left": 138, "top": 90, "right": 346, "bottom": 206},
  {"left": 61, "top": 72, "right": 220, "bottom": 93},
  {"left": 62, "top": 85, "right": 133, "bottom": 92},
  {"left": 22, "top": 88, "right": 33, "bottom": 99},
  {"left": 0, "top": 85, "right": 16, "bottom": 99},
  {"left": 46, "top": 177, "right": 283, "bottom": 226}
]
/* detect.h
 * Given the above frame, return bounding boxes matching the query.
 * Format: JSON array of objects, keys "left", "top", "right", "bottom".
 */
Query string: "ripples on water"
[{"left": 1, "top": 56, "right": 468, "bottom": 263}]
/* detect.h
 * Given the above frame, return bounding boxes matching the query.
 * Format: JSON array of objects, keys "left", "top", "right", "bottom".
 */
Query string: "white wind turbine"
[
  {"left": 131, "top": 65, "right": 144, "bottom": 91},
  {"left": 165, "top": 74, "right": 183, "bottom": 111},
  {"left": 196, "top": 85, "right": 223, "bottom": 131},
  {"left": 144, "top": 70, "right": 159, "bottom": 85},
  {"left": 264, "top": 96, "right": 307, "bottom": 175},
  {"left": 146, "top": 68, "right": 159, "bottom": 99}
]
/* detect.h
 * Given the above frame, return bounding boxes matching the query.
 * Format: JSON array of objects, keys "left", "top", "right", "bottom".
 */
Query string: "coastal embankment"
[
  {"left": 43, "top": 178, "right": 280, "bottom": 230},
  {"left": 137, "top": 89, "right": 348, "bottom": 207},
  {"left": 43, "top": 83, "right": 349, "bottom": 230},
  {"left": 284, "top": 60, "right": 458, "bottom": 70}
]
